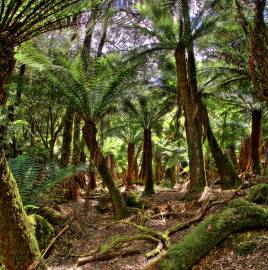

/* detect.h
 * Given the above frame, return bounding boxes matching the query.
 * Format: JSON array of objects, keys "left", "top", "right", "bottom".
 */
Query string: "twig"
[{"left": 27, "top": 225, "right": 69, "bottom": 270}]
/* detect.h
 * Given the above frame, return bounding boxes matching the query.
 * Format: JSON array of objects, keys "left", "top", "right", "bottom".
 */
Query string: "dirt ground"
[{"left": 45, "top": 186, "right": 268, "bottom": 270}]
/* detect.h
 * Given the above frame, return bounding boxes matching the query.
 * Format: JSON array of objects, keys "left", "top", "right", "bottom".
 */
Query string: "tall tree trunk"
[
  {"left": 72, "top": 113, "right": 81, "bottom": 165},
  {"left": 251, "top": 109, "right": 262, "bottom": 174},
  {"left": 60, "top": 109, "right": 74, "bottom": 166},
  {"left": 126, "top": 143, "right": 135, "bottom": 186},
  {"left": 0, "top": 41, "right": 16, "bottom": 105},
  {"left": 141, "top": 128, "right": 154, "bottom": 195},
  {"left": 0, "top": 47, "right": 42, "bottom": 268},
  {"left": 82, "top": 121, "right": 129, "bottom": 219},
  {"left": 174, "top": 0, "right": 206, "bottom": 193},
  {"left": 202, "top": 103, "right": 240, "bottom": 189},
  {"left": 0, "top": 144, "right": 42, "bottom": 269},
  {"left": 174, "top": 44, "right": 206, "bottom": 192}
]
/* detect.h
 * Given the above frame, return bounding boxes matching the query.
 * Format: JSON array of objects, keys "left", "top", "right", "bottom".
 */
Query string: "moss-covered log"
[
  {"left": 144, "top": 199, "right": 268, "bottom": 270},
  {"left": 28, "top": 214, "right": 54, "bottom": 251},
  {"left": 37, "top": 206, "right": 67, "bottom": 225},
  {"left": 0, "top": 148, "right": 42, "bottom": 270}
]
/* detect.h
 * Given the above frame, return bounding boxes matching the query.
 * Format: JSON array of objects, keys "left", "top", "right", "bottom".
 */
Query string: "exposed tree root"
[
  {"left": 77, "top": 248, "right": 142, "bottom": 266},
  {"left": 143, "top": 199, "right": 268, "bottom": 270},
  {"left": 76, "top": 183, "right": 266, "bottom": 267}
]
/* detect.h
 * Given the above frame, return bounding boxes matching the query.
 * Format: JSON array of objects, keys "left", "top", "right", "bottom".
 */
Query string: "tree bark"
[
  {"left": 0, "top": 39, "right": 16, "bottom": 105},
  {"left": 154, "top": 155, "right": 164, "bottom": 185},
  {"left": 202, "top": 103, "right": 240, "bottom": 189},
  {"left": 145, "top": 199, "right": 268, "bottom": 270},
  {"left": 82, "top": 121, "right": 129, "bottom": 219},
  {"left": 60, "top": 108, "right": 74, "bottom": 166},
  {"left": 72, "top": 113, "right": 81, "bottom": 165},
  {"left": 126, "top": 143, "right": 136, "bottom": 186},
  {"left": 174, "top": 44, "right": 206, "bottom": 192},
  {"left": 0, "top": 147, "right": 42, "bottom": 270},
  {"left": 141, "top": 128, "right": 155, "bottom": 195},
  {"left": 251, "top": 109, "right": 262, "bottom": 174}
]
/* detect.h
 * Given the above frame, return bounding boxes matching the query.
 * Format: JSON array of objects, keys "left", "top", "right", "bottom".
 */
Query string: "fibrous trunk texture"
[
  {"left": 174, "top": 44, "right": 206, "bottom": 192},
  {"left": 60, "top": 108, "right": 74, "bottom": 166},
  {"left": 140, "top": 128, "right": 155, "bottom": 195},
  {"left": 0, "top": 147, "right": 41, "bottom": 270},
  {"left": 126, "top": 143, "right": 136, "bottom": 186},
  {"left": 202, "top": 103, "right": 240, "bottom": 189},
  {"left": 72, "top": 113, "right": 81, "bottom": 165},
  {"left": 82, "top": 121, "right": 129, "bottom": 219},
  {"left": 145, "top": 199, "right": 268, "bottom": 270},
  {"left": 0, "top": 38, "right": 16, "bottom": 105},
  {"left": 251, "top": 109, "right": 262, "bottom": 174},
  {"left": 238, "top": 136, "right": 252, "bottom": 173}
]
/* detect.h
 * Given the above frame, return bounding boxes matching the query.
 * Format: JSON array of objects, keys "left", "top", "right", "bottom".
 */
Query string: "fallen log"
[{"left": 143, "top": 199, "right": 268, "bottom": 270}]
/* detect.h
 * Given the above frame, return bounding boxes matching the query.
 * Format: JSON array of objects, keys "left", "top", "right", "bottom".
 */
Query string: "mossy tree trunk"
[
  {"left": 140, "top": 128, "right": 155, "bottom": 195},
  {"left": 0, "top": 147, "right": 41, "bottom": 270},
  {"left": 82, "top": 121, "right": 129, "bottom": 219},
  {"left": 60, "top": 108, "right": 74, "bottom": 166},
  {"left": 0, "top": 44, "right": 43, "bottom": 269},
  {"left": 202, "top": 103, "right": 240, "bottom": 189},
  {"left": 251, "top": 109, "right": 262, "bottom": 174},
  {"left": 145, "top": 199, "right": 268, "bottom": 270}
]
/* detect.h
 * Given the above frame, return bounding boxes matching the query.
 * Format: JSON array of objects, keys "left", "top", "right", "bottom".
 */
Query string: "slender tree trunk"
[
  {"left": 202, "top": 103, "right": 240, "bottom": 189},
  {"left": 264, "top": 140, "right": 268, "bottom": 175},
  {"left": 251, "top": 109, "right": 262, "bottom": 174},
  {"left": 226, "top": 144, "right": 237, "bottom": 170},
  {"left": 72, "top": 113, "right": 81, "bottom": 165},
  {"left": 165, "top": 166, "right": 176, "bottom": 188},
  {"left": 141, "top": 128, "right": 154, "bottom": 195},
  {"left": 174, "top": 45, "right": 206, "bottom": 192},
  {"left": 154, "top": 155, "right": 164, "bottom": 185},
  {"left": 82, "top": 121, "right": 129, "bottom": 219},
  {"left": 238, "top": 136, "right": 252, "bottom": 173},
  {"left": 60, "top": 109, "right": 74, "bottom": 166},
  {"left": 126, "top": 143, "right": 135, "bottom": 186}
]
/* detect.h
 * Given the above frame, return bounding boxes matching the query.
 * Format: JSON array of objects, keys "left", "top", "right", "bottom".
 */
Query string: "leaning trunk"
[
  {"left": 60, "top": 109, "right": 74, "bottom": 166},
  {"left": 82, "top": 121, "right": 129, "bottom": 219},
  {"left": 0, "top": 146, "right": 41, "bottom": 269},
  {"left": 141, "top": 128, "right": 154, "bottom": 195},
  {"left": 126, "top": 143, "right": 135, "bottom": 186},
  {"left": 174, "top": 45, "right": 206, "bottom": 192},
  {"left": 251, "top": 109, "right": 262, "bottom": 174},
  {"left": 202, "top": 103, "right": 240, "bottom": 189}
]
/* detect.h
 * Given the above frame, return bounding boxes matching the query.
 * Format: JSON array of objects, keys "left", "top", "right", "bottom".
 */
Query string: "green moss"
[
  {"left": 126, "top": 192, "right": 144, "bottom": 208},
  {"left": 157, "top": 199, "right": 268, "bottom": 270},
  {"left": 247, "top": 184, "right": 268, "bottom": 205},
  {"left": 28, "top": 214, "right": 54, "bottom": 251}
]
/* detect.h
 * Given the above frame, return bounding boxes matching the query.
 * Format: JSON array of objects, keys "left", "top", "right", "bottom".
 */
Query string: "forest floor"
[{"left": 45, "top": 184, "right": 268, "bottom": 270}]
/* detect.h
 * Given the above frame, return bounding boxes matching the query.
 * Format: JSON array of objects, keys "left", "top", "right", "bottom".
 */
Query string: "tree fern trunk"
[
  {"left": 60, "top": 108, "right": 74, "bottom": 166},
  {"left": 251, "top": 109, "right": 262, "bottom": 174},
  {"left": 126, "top": 143, "right": 135, "bottom": 186},
  {"left": 72, "top": 113, "right": 81, "bottom": 165},
  {"left": 0, "top": 39, "right": 16, "bottom": 105},
  {"left": 83, "top": 121, "right": 129, "bottom": 219},
  {"left": 142, "top": 128, "right": 154, "bottom": 195},
  {"left": 0, "top": 147, "right": 42, "bottom": 270},
  {"left": 175, "top": 44, "right": 206, "bottom": 193},
  {"left": 202, "top": 103, "right": 240, "bottom": 189}
]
